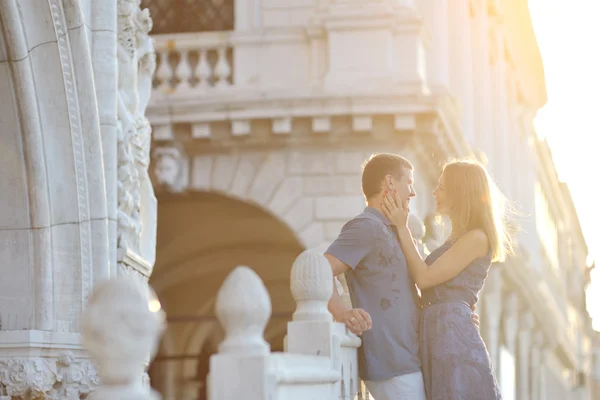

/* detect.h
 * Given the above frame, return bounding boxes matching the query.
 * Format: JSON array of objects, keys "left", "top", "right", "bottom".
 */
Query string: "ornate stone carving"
[
  {"left": 0, "top": 359, "right": 57, "bottom": 399},
  {"left": 117, "top": 0, "right": 158, "bottom": 277},
  {"left": 290, "top": 250, "right": 333, "bottom": 322},
  {"left": 81, "top": 278, "right": 165, "bottom": 400},
  {"left": 152, "top": 146, "right": 189, "bottom": 193},
  {"left": 0, "top": 353, "right": 99, "bottom": 400}
]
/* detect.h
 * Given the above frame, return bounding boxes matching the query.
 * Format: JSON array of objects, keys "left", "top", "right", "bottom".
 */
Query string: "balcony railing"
[{"left": 153, "top": 32, "right": 233, "bottom": 93}]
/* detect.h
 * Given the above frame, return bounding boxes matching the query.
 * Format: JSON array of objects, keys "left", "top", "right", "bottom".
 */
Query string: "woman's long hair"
[{"left": 441, "top": 160, "right": 513, "bottom": 263}]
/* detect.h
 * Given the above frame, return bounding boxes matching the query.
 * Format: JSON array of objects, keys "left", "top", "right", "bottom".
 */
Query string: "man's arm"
[{"left": 325, "top": 254, "right": 372, "bottom": 335}]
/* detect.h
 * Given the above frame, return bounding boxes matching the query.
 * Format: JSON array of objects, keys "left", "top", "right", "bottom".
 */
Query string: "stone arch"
[
  {"left": 153, "top": 150, "right": 334, "bottom": 250},
  {"left": 0, "top": 0, "right": 109, "bottom": 331},
  {"left": 148, "top": 190, "right": 305, "bottom": 399}
]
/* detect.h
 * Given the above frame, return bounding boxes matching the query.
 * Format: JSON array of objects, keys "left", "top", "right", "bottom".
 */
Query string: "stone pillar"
[
  {"left": 482, "top": 267, "right": 503, "bottom": 370},
  {"left": 448, "top": 0, "right": 475, "bottom": 143},
  {"left": 489, "top": 22, "right": 510, "bottom": 191},
  {"left": 501, "top": 292, "right": 519, "bottom": 398},
  {"left": 518, "top": 312, "right": 535, "bottom": 400},
  {"left": 91, "top": 0, "right": 119, "bottom": 276},
  {"left": 418, "top": 0, "right": 450, "bottom": 93},
  {"left": 316, "top": 1, "right": 426, "bottom": 93},
  {"left": 530, "top": 331, "right": 544, "bottom": 400},
  {"left": 470, "top": 0, "right": 494, "bottom": 160}
]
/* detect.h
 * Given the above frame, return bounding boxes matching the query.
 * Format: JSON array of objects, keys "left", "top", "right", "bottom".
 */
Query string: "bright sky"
[{"left": 528, "top": 1, "right": 600, "bottom": 330}]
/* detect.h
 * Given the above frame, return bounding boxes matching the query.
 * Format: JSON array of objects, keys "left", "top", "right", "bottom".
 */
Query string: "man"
[{"left": 325, "top": 153, "right": 424, "bottom": 400}]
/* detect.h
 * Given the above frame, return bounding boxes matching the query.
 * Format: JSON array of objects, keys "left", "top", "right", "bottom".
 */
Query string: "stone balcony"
[{"left": 147, "top": 5, "right": 473, "bottom": 168}]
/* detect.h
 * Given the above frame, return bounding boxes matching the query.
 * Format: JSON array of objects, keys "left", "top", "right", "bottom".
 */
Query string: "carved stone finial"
[
  {"left": 215, "top": 267, "right": 271, "bottom": 356},
  {"left": 81, "top": 277, "right": 165, "bottom": 399},
  {"left": 290, "top": 250, "right": 333, "bottom": 322}
]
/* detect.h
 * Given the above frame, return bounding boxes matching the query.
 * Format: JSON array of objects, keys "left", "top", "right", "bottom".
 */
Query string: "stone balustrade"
[
  {"left": 153, "top": 32, "right": 233, "bottom": 93},
  {"left": 81, "top": 249, "right": 362, "bottom": 400}
]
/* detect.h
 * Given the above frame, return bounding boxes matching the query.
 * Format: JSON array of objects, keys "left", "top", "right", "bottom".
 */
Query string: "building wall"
[{"left": 143, "top": 0, "right": 595, "bottom": 399}]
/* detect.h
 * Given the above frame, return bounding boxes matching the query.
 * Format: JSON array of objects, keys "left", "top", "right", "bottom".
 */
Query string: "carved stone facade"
[
  {"left": 116, "top": 0, "right": 158, "bottom": 281},
  {"left": 0, "top": 0, "right": 157, "bottom": 398},
  {"left": 0, "top": 354, "right": 99, "bottom": 400}
]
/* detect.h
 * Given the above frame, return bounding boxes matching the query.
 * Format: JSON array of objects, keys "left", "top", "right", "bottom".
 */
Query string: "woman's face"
[{"left": 433, "top": 173, "right": 449, "bottom": 215}]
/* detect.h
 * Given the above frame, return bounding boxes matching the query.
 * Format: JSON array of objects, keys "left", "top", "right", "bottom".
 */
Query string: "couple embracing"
[{"left": 326, "top": 154, "right": 509, "bottom": 400}]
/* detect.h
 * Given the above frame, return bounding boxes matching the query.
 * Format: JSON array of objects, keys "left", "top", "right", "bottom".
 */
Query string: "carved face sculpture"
[{"left": 153, "top": 148, "right": 181, "bottom": 187}]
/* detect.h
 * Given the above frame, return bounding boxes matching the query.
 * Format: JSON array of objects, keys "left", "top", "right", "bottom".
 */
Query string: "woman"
[{"left": 382, "top": 160, "right": 509, "bottom": 400}]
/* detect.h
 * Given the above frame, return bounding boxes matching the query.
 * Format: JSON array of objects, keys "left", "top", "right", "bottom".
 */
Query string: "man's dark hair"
[{"left": 361, "top": 153, "right": 413, "bottom": 199}]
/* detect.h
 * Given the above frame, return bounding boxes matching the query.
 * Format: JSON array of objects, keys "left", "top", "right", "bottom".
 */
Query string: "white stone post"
[
  {"left": 286, "top": 250, "right": 361, "bottom": 400},
  {"left": 208, "top": 266, "right": 272, "bottom": 399},
  {"left": 81, "top": 277, "right": 166, "bottom": 400}
]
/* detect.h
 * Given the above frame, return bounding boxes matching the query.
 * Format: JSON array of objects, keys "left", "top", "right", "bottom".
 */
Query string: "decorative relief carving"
[
  {"left": 0, "top": 353, "right": 99, "bottom": 400},
  {"left": 116, "top": 0, "right": 158, "bottom": 277},
  {"left": 48, "top": 0, "right": 93, "bottom": 302}
]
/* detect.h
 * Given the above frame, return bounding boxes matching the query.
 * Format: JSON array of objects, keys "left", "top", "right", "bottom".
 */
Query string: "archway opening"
[{"left": 148, "top": 192, "right": 304, "bottom": 400}]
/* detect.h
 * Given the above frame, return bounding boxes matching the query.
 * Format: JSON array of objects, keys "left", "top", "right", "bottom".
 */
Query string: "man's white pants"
[{"left": 364, "top": 371, "right": 426, "bottom": 400}]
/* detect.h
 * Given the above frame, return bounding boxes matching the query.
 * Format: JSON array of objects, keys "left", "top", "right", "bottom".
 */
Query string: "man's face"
[{"left": 387, "top": 167, "right": 416, "bottom": 208}]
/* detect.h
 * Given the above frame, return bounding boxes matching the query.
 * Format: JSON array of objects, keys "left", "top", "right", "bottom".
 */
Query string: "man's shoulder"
[
  {"left": 351, "top": 209, "right": 386, "bottom": 224},
  {"left": 344, "top": 212, "right": 383, "bottom": 232}
]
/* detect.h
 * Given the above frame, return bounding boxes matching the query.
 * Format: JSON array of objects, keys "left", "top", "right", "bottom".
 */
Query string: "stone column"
[
  {"left": 502, "top": 292, "right": 519, "bottom": 398},
  {"left": 489, "top": 22, "right": 510, "bottom": 191},
  {"left": 418, "top": 0, "right": 450, "bottom": 93},
  {"left": 518, "top": 312, "right": 535, "bottom": 400},
  {"left": 316, "top": 0, "right": 426, "bottom": 93},
  {"left": 91, "top": 0, "right": 119, "bottom": 276},
  {"left": 482, "top": 267, "right": 503, "bottom": 370},
  {"left": 448, "top": 0, "right": 475, "bottom": 143},
  {"left": 530, "top": 331, "right": 544, "bottom": 400},
  {"left": 470, "top": 0, "right": 494, "bottom": 161}
]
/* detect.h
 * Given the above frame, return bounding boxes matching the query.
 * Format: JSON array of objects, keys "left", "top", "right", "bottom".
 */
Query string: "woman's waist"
[{"left": 419, "top": 292, "right": 474, "bottom": 309}]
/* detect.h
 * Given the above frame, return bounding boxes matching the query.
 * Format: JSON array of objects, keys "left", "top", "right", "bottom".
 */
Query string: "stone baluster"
[
  {"left": 195, "top": 49, "right": 212, "bottom": 89},
  {"left": 81, "top": 277, "right": 166, "bottom": 400},
  {"left": 175, "top": 49, "right": 193, "bottom": 90},
  {"left": 156, "top": 49, "right": 172, "bottom": 91},
  {"left": 209, "top": 266, "right": 272, "bottom": 399},
  {"left": 214, "top": 47, "right": 231, "bottom": 88},
  {"left": 518, "top": 312, "right": 534, "bottom": 400},
  {"left": 286, "top": 250, "right": 361, "bottom": 400}
]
